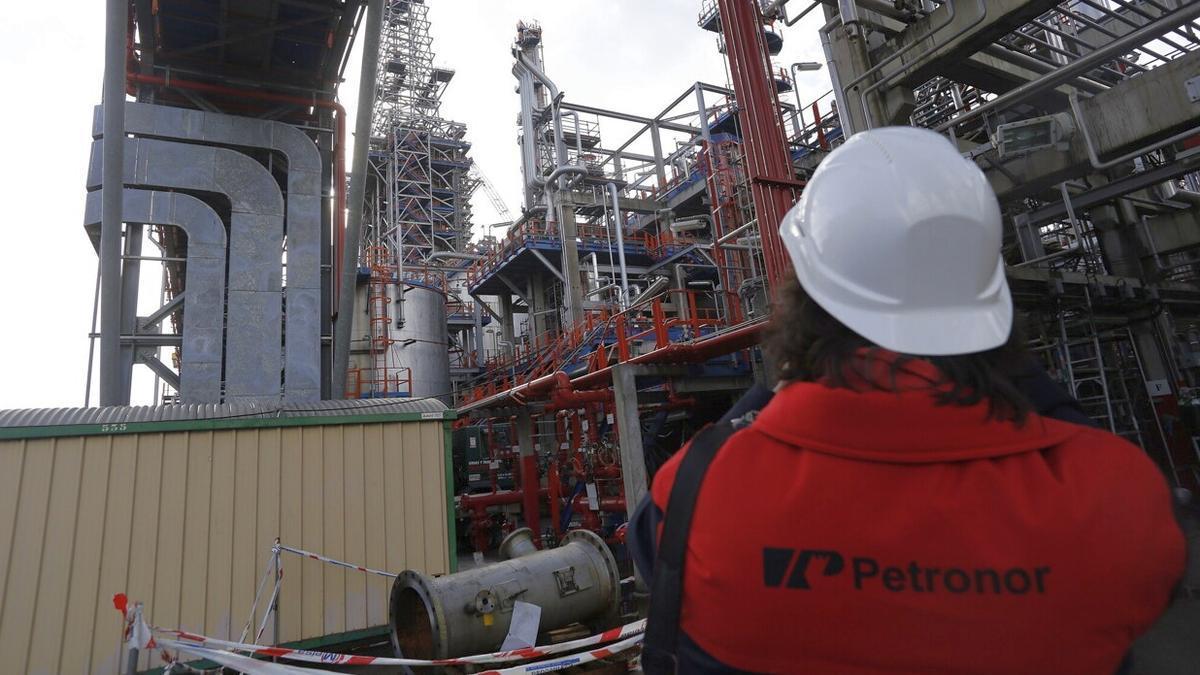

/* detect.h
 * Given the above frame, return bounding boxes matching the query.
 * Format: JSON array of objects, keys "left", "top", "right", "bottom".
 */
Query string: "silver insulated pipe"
[{"left": 389, "top": 529, "right": 621, "bottom": 659}]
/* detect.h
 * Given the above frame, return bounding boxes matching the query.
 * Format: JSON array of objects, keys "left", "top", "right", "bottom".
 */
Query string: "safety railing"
[
  {"left": 346, "top": 366, "right": 412, "bottom": 399},
  {"left": 789, "top": 89, "right": 842, "bottom": 153},
  {"left": 464, "top": 217, "right": 650, "bottom": 288},
  {"left": 461, "top": 288, "right": 734, "bottom": 404},
  {"left": 645, "top": 228, "right": 709, "bottom": 258}
]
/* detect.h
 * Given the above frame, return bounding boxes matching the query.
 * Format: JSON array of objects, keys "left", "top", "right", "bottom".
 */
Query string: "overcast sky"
[{"left": 0, "top": 1, "right": 828, "bottom": 410}]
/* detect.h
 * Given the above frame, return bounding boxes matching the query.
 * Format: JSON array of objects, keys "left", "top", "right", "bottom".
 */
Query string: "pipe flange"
[
  {"left": 390, "top": 569, "right": 450, "bottom": 659},
  {"left": 561, "top": 528, "right": 623, "bottom": 626},
  {"left": 499, "top": 527, "right": 538, "bottom": 559}
]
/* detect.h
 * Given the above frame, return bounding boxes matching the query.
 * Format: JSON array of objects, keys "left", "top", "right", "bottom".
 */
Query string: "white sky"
[{"left": 0, "top": 0, "right": 829, "bottom": 410}]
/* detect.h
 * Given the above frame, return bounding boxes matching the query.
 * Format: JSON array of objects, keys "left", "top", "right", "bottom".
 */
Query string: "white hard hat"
[{"left": 779, "top": 127, "right": 1011, "bottom": 356}]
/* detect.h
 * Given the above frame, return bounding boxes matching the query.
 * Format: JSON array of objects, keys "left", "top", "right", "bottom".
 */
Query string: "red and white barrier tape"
[
  {"left": 157, "top": 634, "right": 643, "bottom": 674},
  {"left": 153, "top": 541, "right": 644, "bottom": 670},
  {"left": 153, "top": 618, "right": 646, "bottom": 667},
  {"left": 471, "top": 634, "right": 644, "bottom": 674},
  {"left": 158, "top": 634, "right": 643, "bottom": 674},
  {"left": 276, "top": 544, "right": 397, "bottom": 579},
  {"left": 157, "top": 638, "right": 351, "bottom": 675}
]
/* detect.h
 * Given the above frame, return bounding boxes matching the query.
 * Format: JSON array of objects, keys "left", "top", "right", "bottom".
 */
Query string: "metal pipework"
[
  {"left": 389, "top": 529, "right": 621, "bottom": 659},
  {"left": 499, "top": 527, "right": 540, "bottom": 559},
  {"left": 514, "top": 63, "right": 540, "bottom": 202},
  {"left": 606, "top": 182, "right": 630, "bottom": 308},
  {"left": 514, "top": 50, "right": 565, "bottom": 168},
  {"left": 99, "top": 0, "right": 126, "bottom": 406},
  {"left": 937, "top": 1, "right": 1200, "bottom": 132},
  {"left": 1068, "top": 92, "right": 1200, "bottom": 172},
  {"left": 820, "top": 23, "right": 854, "bottom": 136},
  {"left": 837, "top": 0, "right": 862, "bottom": 33},
  {"left": 428, "top": 251, "right": 486, "bottom": 261}
]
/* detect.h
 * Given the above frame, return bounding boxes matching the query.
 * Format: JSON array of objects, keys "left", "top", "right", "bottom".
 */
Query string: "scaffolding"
[{"left": 354, "top": 0, "right": 478, "bottom": 398}]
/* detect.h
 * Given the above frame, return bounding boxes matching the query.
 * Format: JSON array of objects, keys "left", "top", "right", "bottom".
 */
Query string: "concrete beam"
[
  {"left": 612, "top": 364, "right": 647, "bottom": 520},
  {"left": 879, "top": 0, "right": 1063, "bottom": 90},
  {"left": 672, "top": 376, "right": 754, "bottom": 394},
  {"left": 1077, "top": 51, "right": 1200, "bottom": 159},
  {"left": 946, "top": 50, "right": 1103, "bottom": 109},
  {"left": 983, "top": 50, "right": 1200, "bottom": 201},
  {"left": 1023, "top": 154, "right": 1200, "bottom": 226},
  {"left": 1144, "top": 207, "right": 1200, "bottom": 256}
]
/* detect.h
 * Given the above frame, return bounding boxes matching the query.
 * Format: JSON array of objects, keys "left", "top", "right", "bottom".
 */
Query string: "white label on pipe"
[{"left": 500, "top": 601, "right": 542, "bottom": 651}]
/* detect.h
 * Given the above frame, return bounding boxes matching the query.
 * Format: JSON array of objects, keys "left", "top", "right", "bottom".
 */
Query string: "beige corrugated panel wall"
[{"left": 0, "top": 420, "right": 450, "bottom": 675}]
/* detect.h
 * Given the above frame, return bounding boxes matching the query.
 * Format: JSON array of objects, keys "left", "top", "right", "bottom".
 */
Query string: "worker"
[{"left": 629, "top": 127, "right": 1185, "bottom": 674}]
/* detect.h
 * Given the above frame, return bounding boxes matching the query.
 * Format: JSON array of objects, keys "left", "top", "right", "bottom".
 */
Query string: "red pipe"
[
  {"left": 459, "top": 370, "right": 568, "bottom": 415},
  {"left": 520, "top": 454, "right": 541, "bottom": 543},
  {"left": 548, "top": 387, "right": 612, "bottom": 411},
  {"left": 548, "top": 461, "right": 563, "bottom": 537},
  {"left": 571, "top": 319, "right": 766, "bottom": 390},
  {"left": 570, "top": 493, "right": 627, "bottom": 513},
  {"left": 458, "top": 487, "right": 551, "bottom": 509},
  {"left": 458, "top": 320, "right": 767, "bottom": 414},
  {"left": 125, "top": 71, "right": 349, "bottom": 308},
  {"left": 591, "top": 465, "right": 622, "bottom": 479},
  {"left": 716, "top": 0, "right": 803, "bottom": 288},
  {"left": 458, "top": 490, "right": 523, "bottom": 508},
  {"left": 812, "top": 101, "right": 829, "bottom": 151}
]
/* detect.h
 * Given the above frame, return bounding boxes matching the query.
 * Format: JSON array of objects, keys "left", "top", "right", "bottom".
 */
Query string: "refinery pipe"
[
  {"left": 499, "top": 527, "right": 540, "bottom": 559},
  {"left": 389, "top": 529, "right": 621, "bottom": 659}
]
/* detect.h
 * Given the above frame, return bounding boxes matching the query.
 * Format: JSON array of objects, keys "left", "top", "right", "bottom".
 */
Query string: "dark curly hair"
[{"left": 765, "top": 276, "right": 1032, "bottom": 423}]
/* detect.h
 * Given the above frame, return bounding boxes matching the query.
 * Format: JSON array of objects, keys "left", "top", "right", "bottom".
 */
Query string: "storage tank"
[{"left": 396, "top": 283, "right": 452, "bottom": 402}]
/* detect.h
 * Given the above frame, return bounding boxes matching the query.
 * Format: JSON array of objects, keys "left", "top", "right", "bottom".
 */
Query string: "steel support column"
[
  {"left": 100, "top": 0, "right": 127, "bottom": 406},
  {"left": 118, "top": 224, "right": 143, "bottom": 404},
  {"left": 333, "top": 0, "right": 385, "bottom": 398},
  {"left": 556, "top": 202, "right": 586, "bottom": 326},
  {"left": 650, "top": 123, "right": 667, "bottom": 188},
  {"left": 499, "top": 294, "right": 515, "bottom": 355},
  {"left": 612, "top": 364, "right": 648, "bottom": 519}
]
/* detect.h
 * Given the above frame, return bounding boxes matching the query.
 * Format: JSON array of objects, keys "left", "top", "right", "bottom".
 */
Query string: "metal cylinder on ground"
[
  {"left": 389, "top": 529, "right": 621, "bottom": 659},
  {"left": 395, "top": 282, "right": 452, "bottom": 402}
]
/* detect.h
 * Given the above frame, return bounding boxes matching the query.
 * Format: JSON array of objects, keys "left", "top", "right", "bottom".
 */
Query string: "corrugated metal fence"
[{"left": 0, "top": 400, "right": 454, "bottom": 675}]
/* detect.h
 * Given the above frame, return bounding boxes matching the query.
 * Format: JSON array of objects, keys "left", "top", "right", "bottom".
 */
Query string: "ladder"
[
  {"left": 366, "top": 246, "right": 395, "bottom": 396},
  {"left": 1055, "top": 305, "right": 1169, "bottom": 451}
]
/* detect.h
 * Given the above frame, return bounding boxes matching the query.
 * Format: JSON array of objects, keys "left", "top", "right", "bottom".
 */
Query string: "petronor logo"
[
  {"left": 763, "top": 548, "right": 844, "bottom": 589},
  {"left": 763, "top": 548, "right": 1051, "bottom": 595}
]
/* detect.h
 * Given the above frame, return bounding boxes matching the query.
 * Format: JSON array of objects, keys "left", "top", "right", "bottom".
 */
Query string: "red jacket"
[{"left": 650, "top": 360, "right": 1184, "bottom": 674}]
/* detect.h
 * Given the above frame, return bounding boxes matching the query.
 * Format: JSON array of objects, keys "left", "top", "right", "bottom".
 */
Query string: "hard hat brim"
[{"left": 791, "top": 255, "right": 1014, "bottom": 357}]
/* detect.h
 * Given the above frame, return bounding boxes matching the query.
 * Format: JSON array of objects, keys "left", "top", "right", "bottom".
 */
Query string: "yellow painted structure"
[{"left": 0, "top": 402, "right": 454, "bottom": 674}]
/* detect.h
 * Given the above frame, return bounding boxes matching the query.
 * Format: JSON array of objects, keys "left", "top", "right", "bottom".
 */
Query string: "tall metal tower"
[{"left": 349, "top": 0, "right": 479, "bottom": 400}]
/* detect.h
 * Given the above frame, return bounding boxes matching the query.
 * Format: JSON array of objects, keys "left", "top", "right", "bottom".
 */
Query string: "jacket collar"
[{"left": 753, "top": 353, "right": 1082, "bottom": 463}]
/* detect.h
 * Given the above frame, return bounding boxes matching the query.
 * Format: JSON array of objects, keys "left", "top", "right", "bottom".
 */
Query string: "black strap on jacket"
[{"left": 642, "top": 422, "right": 739, "bottom": 674}]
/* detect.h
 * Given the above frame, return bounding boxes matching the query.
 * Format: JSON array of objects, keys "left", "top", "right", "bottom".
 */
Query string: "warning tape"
[
  {"left": 472, "top": 634, "right": 643, "bottom": 674},
  {"left": 157, "top": 638, "right": 351, "bottom": 675},
  {"left": 276, "top": 544, "right": 397, "bottom": 579},
  {"left": 153, "top": 618, "right": 645, "bottom": 667},
  {"left": 153, "top": 540, "right": 644, "bottom": 669},
  {"left": 157, "top": 634, "right": 643, "bottom": 674}
]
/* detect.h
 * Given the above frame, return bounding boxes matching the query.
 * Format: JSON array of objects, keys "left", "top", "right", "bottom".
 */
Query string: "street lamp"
[{"left": 791, "top": 62, "right": 824, "bottom": 142}]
